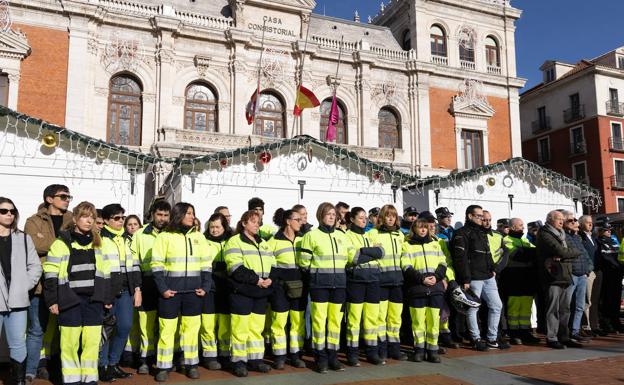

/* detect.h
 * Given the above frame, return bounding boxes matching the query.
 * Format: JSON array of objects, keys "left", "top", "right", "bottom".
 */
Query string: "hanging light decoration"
[
  {"left": 486, "top": 176, "right": 496, "bottom": 187},
  {"left": 259, "top": 151, "right": 272, "bottom": 164},
  {"left": 41, "top": 133, "right": 57, "bottom": 148}
]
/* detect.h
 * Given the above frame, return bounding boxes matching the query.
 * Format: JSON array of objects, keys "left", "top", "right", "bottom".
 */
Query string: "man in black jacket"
[
  {"left": 536, "top": 210, "right": 582, "bottom": 349},
  {"left": 451, "top": 205, "right": 505, "bottom": 351}
]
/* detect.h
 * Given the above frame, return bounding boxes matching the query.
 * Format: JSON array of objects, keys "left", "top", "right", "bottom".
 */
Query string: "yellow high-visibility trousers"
[
  {"left": 507, "top": 296, "right": 533, "bottom": 330},
  {"left": 230, "top": 293, "right": 268, "bottom": 363}
]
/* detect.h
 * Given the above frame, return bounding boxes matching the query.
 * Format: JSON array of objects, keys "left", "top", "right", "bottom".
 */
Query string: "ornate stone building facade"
[{"left": 4, "top": 0, "right": 524, "bottom": 178}]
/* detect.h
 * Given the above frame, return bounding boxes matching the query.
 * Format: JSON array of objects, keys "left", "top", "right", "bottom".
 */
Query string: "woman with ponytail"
[{"left": 266, "top": 208, "right": 306, "bottom": 369}]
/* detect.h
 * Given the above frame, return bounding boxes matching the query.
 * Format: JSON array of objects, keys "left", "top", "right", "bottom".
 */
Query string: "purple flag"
[{"left": 326, "top": 95, "right": 338, "bottom": 142}]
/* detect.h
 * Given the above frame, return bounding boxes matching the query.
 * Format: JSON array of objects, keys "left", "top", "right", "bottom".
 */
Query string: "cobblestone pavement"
[{"left": 11, "top": 334, "right": 623, "bottom": 385}]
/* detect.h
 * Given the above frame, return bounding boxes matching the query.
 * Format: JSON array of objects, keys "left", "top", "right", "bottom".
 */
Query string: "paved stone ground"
[
  {"left": 7, "top": 334, "right": 623, "bottom": 385},
  {"left": 499, "top": 355, "right": 624, "bottom": 385}
]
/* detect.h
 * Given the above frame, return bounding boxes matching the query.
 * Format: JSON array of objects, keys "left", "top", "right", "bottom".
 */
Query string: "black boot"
[
  {"left": 388, "top": 343, "right": 407, "bottom": 361},
  {"left": 289, "top": 353, "right": 306, "bottom": 368},
  {"left": 11, "top": 359, "right": 26, "bottom": 385},
  {"left": 365, "top": 346, "right": 385, "bottom": 365},
  {"left": 411, "top": 348, "right": 425, "bottom": 362},
  {"left": 109, "top": 364, "right": 132, "bottom": 379},
  {"left": 426, "top": 349, "right": 441, "bottom": 363},
  {"left": 327, "top": 350, "right": 344, "bottom": 371},
  {"left": 98, "top": 366, "right": 115, "bottom": 383},
  {"left": 314, "top": 349, "right": 329, "bottom": 373},
  {"left": 346, "top": 347, "right": 360, "bottom": 367},
  {"left": 378, "top": 341, "right": 388, "bottom": 360}
]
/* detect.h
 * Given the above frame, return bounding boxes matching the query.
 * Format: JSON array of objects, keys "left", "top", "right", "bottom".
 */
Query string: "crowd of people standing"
[{"left": 0, "top": 184, "right": 622, "bottom": 384}]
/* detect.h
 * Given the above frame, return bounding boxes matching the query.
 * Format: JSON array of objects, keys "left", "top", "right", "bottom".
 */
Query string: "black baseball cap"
[
  {"left": 418, "top": 211, "right": 436, "bottom": 223},
  {"left": 404, "top": 206, "right": 419, "bottom": 216},
  {"left": 435, "top": 207, "right": 453, "bottom": 217},
  {"left": 369, "top": 207, "right": 380, "bottom": 216},
  {"left": 497, "top": 218, "right": 511, "bottom": 227},
  {"left": 528, "top": 220, "right": 543, "bottom": 229}
]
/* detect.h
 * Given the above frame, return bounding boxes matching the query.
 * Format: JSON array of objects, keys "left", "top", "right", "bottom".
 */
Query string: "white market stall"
[
  {"left": 0, "top": 109, "right": 148, "bottom": 222},
  {"left": 160, "top": 136, "right": 416, "bottom": 225},
  {"left": 403, "top": 158, "right": 602, "bottom": 227}
]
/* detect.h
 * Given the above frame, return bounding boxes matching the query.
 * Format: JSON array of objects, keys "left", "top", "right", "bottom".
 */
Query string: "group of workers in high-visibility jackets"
[{"left": 39, "top": 195, "right": 620, "bottom": 385}]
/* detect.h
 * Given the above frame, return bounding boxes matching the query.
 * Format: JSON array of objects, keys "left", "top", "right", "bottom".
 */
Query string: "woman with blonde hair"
[
  {"left": 367, "top": 204, "right": 407, "bottom": 361},
  {"left": 400, "top": 218, "right": 447, "bottom": 363},
  {"left": 43, "top": 201, "right": 112, "bottom": 385},
  {"left": 299, "top": 202, "right": 354, "bottom": 373}
]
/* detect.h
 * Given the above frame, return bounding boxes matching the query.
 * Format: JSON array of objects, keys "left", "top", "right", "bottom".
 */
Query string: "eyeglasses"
[
  {"left": 472, "top": 214, "right": 484, "bottom": 219},
  {"left": 111, "top": 215, "right": 126, "bottom": 221},
  {"left": 0, "top": 208, "right": 17, "bottom": 215},
  {"left": 53, "top": 194, "right": 73, "bottom": 202},
  {"left": 289, "top": 218, "right": 303, "bottom": 222},
  {"left": 566, "top": 218, "right": 578, "bottom": 223}
]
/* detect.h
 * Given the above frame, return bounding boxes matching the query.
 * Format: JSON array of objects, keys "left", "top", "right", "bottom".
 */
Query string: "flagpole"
[
  {"left": 333, "top": 35, "right": 344, "bottom": 98},
  {"left": 325, "top": 35, "right": 343, "bottom": 142},
  {"left": 253, "top": 19, "right": 268, "bottom": 131},
  {"left": 290, "top": 19, "right": 312, "bottom": 138}
]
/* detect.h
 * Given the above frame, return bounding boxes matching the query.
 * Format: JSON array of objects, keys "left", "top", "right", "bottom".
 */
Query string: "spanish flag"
[{"left": 293, "top": 85, "right": 320, "bottom": 116}]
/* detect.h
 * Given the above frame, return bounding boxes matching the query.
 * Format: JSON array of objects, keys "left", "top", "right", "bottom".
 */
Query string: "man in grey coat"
[{"left": 536, "top": 210, "right": 582, "bottom": 349}]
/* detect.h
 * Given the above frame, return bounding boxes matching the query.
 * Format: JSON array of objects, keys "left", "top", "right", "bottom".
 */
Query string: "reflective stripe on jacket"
[
  {"left": 366, "top": 227, "right": 403, "bottom": 286},
  {"left": 299, "top": 227, "right": 354, "bottom": 289},
  {"left": 43, "top": 231, "right": 111, "bottom": 310},
  {"left": 101, "top": 225, "right": 141, "bottom": 295},
  {"left": 150, "top": 229, "right": 212, "bottom": 294},
  {"left": 400, "top": 239, "right": 446, "bottom": 297}
]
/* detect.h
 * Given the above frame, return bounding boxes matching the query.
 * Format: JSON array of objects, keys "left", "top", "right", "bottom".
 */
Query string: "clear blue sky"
[{"left": 312, "top": 0, "right": 624, "bottom": 90}]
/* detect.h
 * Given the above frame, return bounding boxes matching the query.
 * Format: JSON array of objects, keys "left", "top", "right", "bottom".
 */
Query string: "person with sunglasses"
[
  {"left": 24, "top": 184, "right": 73, "bottom": 384},
  {"left": 43, "top": 201, "right": 112, "bottom": 385},
  {"left": 562, "top": 211, "right": 593, "bottom": 345},
  {"left": 451, "top": 205, "right": 504, "bottom": 351},
  {"left": 266, "top": 208, "right": 307, "bottom": 370},
  {"left": 98, "top": 204, "right": 142, "bottom": 381},
  {"left": 0, "top": 197, "right": 42, "bottom": 385}
]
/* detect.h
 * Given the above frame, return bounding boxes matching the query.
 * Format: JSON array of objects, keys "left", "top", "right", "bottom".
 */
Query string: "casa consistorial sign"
[{"left": 244, "top": 10, "right": 300, "bottom": 40}]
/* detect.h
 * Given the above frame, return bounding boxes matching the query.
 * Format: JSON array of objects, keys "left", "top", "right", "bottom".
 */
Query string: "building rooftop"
[{"left": 309, "top": 14, "right": 402, "bottom": 50}]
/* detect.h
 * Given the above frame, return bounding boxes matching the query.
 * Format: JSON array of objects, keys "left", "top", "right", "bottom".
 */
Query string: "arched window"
[
  {"left": 107, "top": 74, "right": 142, "bottom": 146},
  {"left": 402, "top": 29, "right": 411, "bottom": 51},
  {"left": 320, "top": 98, "right": 347, "bottom": 144},
  {"left": 254, "top": 91, "right": 286, "bottom": 138},
  {"left": 378, "top": 107, "right": 401, "bottom": 148},
  {"left": 485, "top": 36, "right": 500, "bottom": 67},
  {"left": 185, "top": 82, "right": 218, "bottom": 132},
  {"left": 430, "top": 25, "right": 447, "bottom": 57}
]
